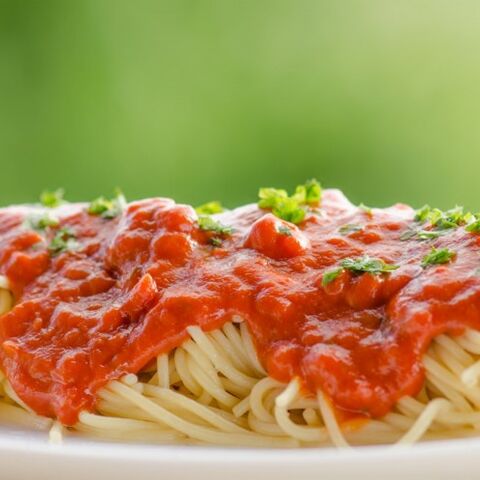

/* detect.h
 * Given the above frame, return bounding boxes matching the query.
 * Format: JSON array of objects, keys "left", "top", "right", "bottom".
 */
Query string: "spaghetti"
[
  {"left": 0, "top": 183, "right": 480, "bottom": 447},
  {"left": 2, "top": 298, "right": 480, "bottom": 447}
]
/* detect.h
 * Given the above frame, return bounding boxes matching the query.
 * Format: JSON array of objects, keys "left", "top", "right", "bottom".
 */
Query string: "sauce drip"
[{"left": 0, "top": 190, "right": 479, "bottom": 425}]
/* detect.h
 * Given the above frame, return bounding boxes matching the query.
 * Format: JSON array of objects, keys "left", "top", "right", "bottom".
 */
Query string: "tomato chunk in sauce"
[{"left": 0, "top": 190, "right": 479, "bottom": 425}]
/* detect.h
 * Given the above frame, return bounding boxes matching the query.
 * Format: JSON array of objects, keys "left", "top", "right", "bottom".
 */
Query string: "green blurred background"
[{"left": 1, "top": 0, "right": 479, "bottom": 209}]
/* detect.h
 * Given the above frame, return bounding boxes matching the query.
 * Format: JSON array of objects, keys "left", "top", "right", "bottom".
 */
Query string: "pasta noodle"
[{"left": 1, "top": 278, "right": 480, "bottom": 448}]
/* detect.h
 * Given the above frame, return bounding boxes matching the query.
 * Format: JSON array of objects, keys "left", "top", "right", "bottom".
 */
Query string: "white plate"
[{"left": 0, "top": 422, "right": 479, "bottom": 480}]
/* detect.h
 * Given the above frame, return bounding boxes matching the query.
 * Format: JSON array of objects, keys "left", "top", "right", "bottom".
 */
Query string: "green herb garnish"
[
  {"left": 322, "top": 267, "right": 343, "bottom": 286},
  {"left": 321, "top": 256, "right": 398, "bottom": 288},
  {"left": 48, "top": 228, "right": 78, "bottom": 256},
  {"left": 88, "top": 190, "right": 126, "bottom": 219},
  {"left": 358, "top": 203, "right": 373, "bottom": 216},
  {"left": 209, "top": 237, "right": 223, "bottom": 247},
  {"left": 292, "top": 178, "right": 322, "bottom": 205},
  {"left": 413, "top": 204, "right": 479, "bottom": 239},
  {"left": 415, "top": 205, "right": 472, "bottom": 230},
  {"left": 340, "top": 256, "right": 399, "bottom": 274},
  {"left": 428, "top": 206, "right": 466, "bottom": 230},
  {"left": 466, "top": 218, "right": 480, "bottom": 233},
  {"left": 400, "top": 228, "right": 445, "bottom": 241},
  {"left": 416, "top": 230, "right": 445, "bottom": 240},
  {"left": 258, "top": 188, "right": 305, "bottom": 224},
  {"left": 421, "top": 247, "right": 456, "bottom": 268},
  {"left": 414, "top": 205, "right": 432, "bottom": 222},
  {"left": 339, "top": 224, "right": 363, "bottom": 235},
  {"left": 258, "top": 179, "right": 321, "bottom": 224},
  {"left": 25, "top": 212, "right": 59, "bottom": 231},
  {"left": 258, "top": 187, "right": 288, "bottom": 209},
  {"left": 198, "top": 216, "right": 233, "bottom": 236},
  {"left": 40, "top": 189, "right": 65, "bottom": 208},
  {"left": 198, "top": 215, "right": 233, "bottom": 248},
  {"left": 195, "top": 201, "right": 224, "bottom": 215},
  {"left": 305, "top": 179, "right": 322, "bottom": 204},
  {"left": 399, "top": 229, "right": 417, "bottom": 241}
]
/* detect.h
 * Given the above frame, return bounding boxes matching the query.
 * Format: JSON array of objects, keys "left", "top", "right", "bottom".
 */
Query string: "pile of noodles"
[{"left": 1, "top": 276, "right": 480, "bottom": 448}]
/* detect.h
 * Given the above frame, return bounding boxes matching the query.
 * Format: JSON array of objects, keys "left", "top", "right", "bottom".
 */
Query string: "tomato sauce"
[{"left": 0, "top": 190, "right": 479, "bottom": 426}]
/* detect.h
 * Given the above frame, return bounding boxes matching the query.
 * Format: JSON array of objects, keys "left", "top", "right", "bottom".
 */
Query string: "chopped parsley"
[
  {"left": 258, "top": 179, "right": 322, "bottom": 224},
  {"left": 294, "top": 178, "right": 322, "bottom": 205},
  {"left": 322, "top": 256, "right": 398, "bottom": 287},
  {"left": 358, "top": 203, "right": 373, "bottom": 216},
  {"left": 414, "top": 205, "right": 432, "bottom": 222},
  {"left": 322, "top": 267, "right": 343, "bottom": 286},
  {"left": 195, "top": 201, "right": 224, "bottom": 215},
  {"left": 277, "top": 225, "right": 292, "bottom": 236},
  {"left": 198, "top": 215, "right": 233, "bottom": 247},
  {"left": 399, "top": 229, "right": 417, "bottom": 241},
  {"left": 466, "top": 218, "right": 480, "bottom": 233},
  {"left": 88, "top": 190, "right": 126, "bottom": 219},
  {"left": 40, "top": 189, "right": 65, "bottom": 208},
  {"left": 339, "top": 224, "right": 362, "bottom": 235},
  {"left": 198, "top": 216, "right": 234, "bottom": 247},
  {"left": 411, "top": 204, "right": 480, "bottom": 238},
  {"left": 196, "top": 201, "right": 232, "bottom": 247},
  {"left": 428, "top": 206, "right": 468, "bottom": 230},
  {"left": 198, "top": 216, "right": 233, "bottom": 236},
  {"left": 421, "top": 247, "right": 456, "bottom": 268},
  {"left": 48, "top": 228, "right": 78, "bottom": 256},
  {"left": 416, "top": 230, "right": 445, "bottom": 240},
  {"left": 414, "top": 205, "right": 472, "bottom": 230},
  {"left": 340, "top": 256, "right": 399, "bottom": 274},
  {"left": 258, "top": 188, "right": 305, "bottom": 224},
  {"left": 400, "top": 228, "right": 446, "bottom": 241},
  {"left": 25, "top": 212, "right": 59, "bottom": 231},
  {"left": 209, "top": 237, "right": 223, "bottom": 247}
]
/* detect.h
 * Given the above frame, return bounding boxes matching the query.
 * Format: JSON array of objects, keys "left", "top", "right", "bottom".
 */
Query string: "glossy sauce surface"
[{"left": 0, "top": 190, "right": 479, "bottom": 425}]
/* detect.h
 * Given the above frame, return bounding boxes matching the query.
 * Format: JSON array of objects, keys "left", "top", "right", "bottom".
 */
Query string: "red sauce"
[{"left": 0, "top": 190, "right": 479, "bottom": 425}]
